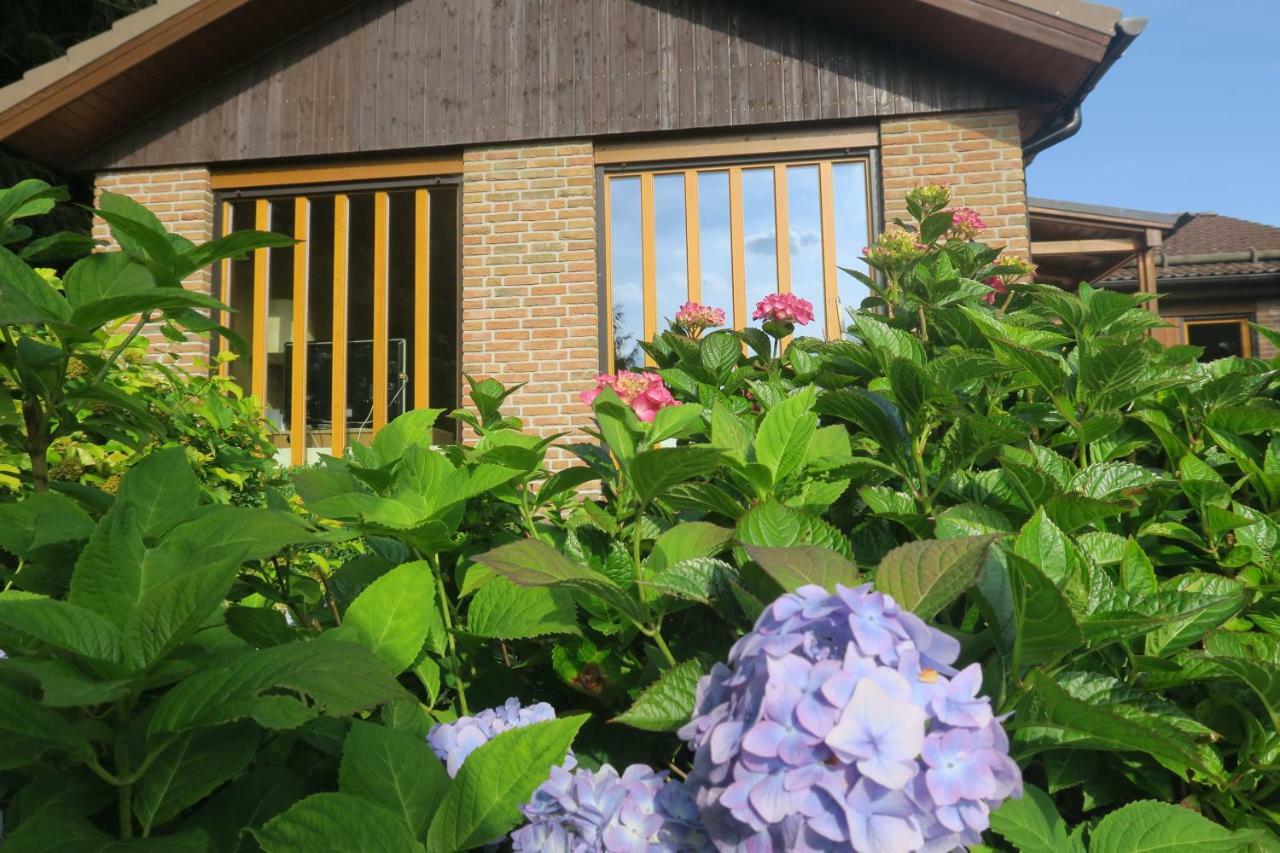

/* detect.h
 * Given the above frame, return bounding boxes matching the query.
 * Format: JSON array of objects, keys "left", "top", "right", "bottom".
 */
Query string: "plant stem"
[
  {"left": 647, "top": 623, "right": 678, "bottom": 667},
  {"left": 116, "top": 705, "right": 133, "bottom": 839},
  {"left": 917, "top": 304, "right": 929, "bottom": 342},
  {"left": 90, "top": 312, "right": 152, "bottom": 387},
  {"left": 430, "top": 556, "right": 469, "bottom": 715}
]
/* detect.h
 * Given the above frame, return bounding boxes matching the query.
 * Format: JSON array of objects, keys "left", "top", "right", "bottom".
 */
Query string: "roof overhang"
[
  {"left": 0, "top": 0, "right": 1136, "bottom": 169},
  {"left": 1029, "top": 197, "right": 1185, "bottom": 287}
]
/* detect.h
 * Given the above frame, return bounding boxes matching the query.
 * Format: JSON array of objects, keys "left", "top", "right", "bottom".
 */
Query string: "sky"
[{"left": 1028, "top": 0, "right": 1280, "bottom": 226}]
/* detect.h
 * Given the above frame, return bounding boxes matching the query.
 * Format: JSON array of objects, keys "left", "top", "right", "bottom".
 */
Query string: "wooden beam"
[
  {"left": 217, "top": 199, "right": 232, "bottom": 378},
  {"left": 684, "top": 170, "right": 700, "bottom": 304},
  {"left": 603, "top": 178, "right": 614, "bottom": 372},
  {"left": 331, "top": 193, "right": 349, "bottom": 458},
  {"left": 251, "top": 197, "right": 269, "bottom": 405},
  {"left": 729, "top": 167, "right": 746, "bottom": 330},
  {"left": 212, "top": 155, "right": 463, "bottom": 190},
  {"left": 289, "top": 196, "right": 309, "bottom": 466},
  {"left": 773, "top": 164, "right": 791, "bottom": 295},
  {"left": 640, "top": 172, "right": 657, "bottom": 358},
  {"left": 1031, "top": 238, "right": 1139, "bottom": 256},
  {"left": 594, "top": 125, "right": 879, "bottom": 166},
  {"left": 818, "top": 161, "right": 839, "bottom": 340},
  {"left": 372, "top": 190, "right": 389, "bottom": 432},
  {"left": 413, "top": 188, "right": 431, "bottom": 410}
]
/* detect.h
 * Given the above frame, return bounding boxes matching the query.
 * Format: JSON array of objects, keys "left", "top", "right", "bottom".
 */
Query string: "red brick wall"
[
  {"left": 460, "top": 142, "right": 599, "bottom": 451},
  {"left": 92, "top": 168, "right": 215, "bottom": 368},
  {"left": 880, "top": 110, "right": 1030, "bottom": 255}
]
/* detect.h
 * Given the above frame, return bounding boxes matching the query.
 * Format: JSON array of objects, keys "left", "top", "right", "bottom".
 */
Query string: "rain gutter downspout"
[{"left": 1023, "top": 16, "right": 1148, "bottom": 163}]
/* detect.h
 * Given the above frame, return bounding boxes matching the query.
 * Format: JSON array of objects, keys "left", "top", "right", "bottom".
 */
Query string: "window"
[
  {"left": 1184, "top": 317, "right": 1253, "bottom": 361},
  {"left": 216, "top": 179, "right": 459, "bottom": 465},
  {"left": 603, "top": 155, "right": 874, "bottom": 368}
]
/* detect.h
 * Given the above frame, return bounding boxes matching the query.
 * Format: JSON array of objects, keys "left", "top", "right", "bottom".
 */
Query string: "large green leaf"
[
  {"left": 340, "top": 560, "right": 441, "bottom": 673},
  {"left": 473, "top": 539, "right": 644, "bottom": 624},
  {"left": 1088, "top": 800, "right": 1262, "bottom": 853},
  {"left": 148, "top": 640, "right": 409, "bottom": 735},
  {"left": 988, "top": 784, "right": 1080, "bottom": 853},
  {"left": 736, "top": 500, "right": 853, "bottom": 559},
  {"left": 1014, "top": 509, "right": 1072, "bottom": 586},
  {"left": 874, "top": 535, "right": 1000, "bottom": 620},
  {"left": 113, "top": 446, "right": 202, "bottom": 539},
  {"left": 0, "top": 491, "right": 94, "bottom": 560},
  {"left": 426, "top": 715, "right": 587, "bottom": 853},
  {"left": 466, "top": 577, "right": 579, "bottom": 639},
  {"left": 816, "top": 388, "right": 909, "bottom": 463},
  {"left": 628, "top": 446, "right": 723, "bottom": 505},
  {"left": 370, "top": 408, "right": 445, "bottom": 464},
  {"left": 646, "top": 522, "right": 733, "bottom": 574},
  {"left": 613, "top": 659, "right": 704, "bottom": 732},
  {"left": 754, "top": 387, "right": 818, "bottom": 482},
  {"left": 340, "top": 721, "right": 450, "bottom": 841},
  {"left": 253, "top": 792, "right": 424, "bottom": 853},
  {"left": 1006, "top": 553, "right": 1083, "bottom": 668},
  {"left": 0, "top": 244, "right": 71, "bottom": 325},
  {"left": 0, "top": 684, "right": 93, "bottom": 768},
  {"left": 0, "top": 593, "right": 122, "bottom": 663},
  {"left": 133, "top": 723, "right": 258, "bottom": 833},
  {"left": 181, "top": 767, "right": 304, "bottom": 853},
  {"left": 744, "top": 545, "right": 861, "bottom": 593},
  {"left": 62, "top": 251, "right": 153, "bottom": 308},
  {"left": 1145, "top": 574, "right": 1245, "bottom": 657}
]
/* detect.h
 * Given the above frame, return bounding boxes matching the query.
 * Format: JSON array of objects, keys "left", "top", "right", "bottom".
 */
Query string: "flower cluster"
[
  {"left": 752, "top": 293, "right": 815, "bottom": 327},
  {"left": 906, "top": 184, "right": 952, "bottom": 217},
  {"left": 946, "top": 207, "right": 987, "bottom": 241},
  {"left": 580, "top": 371, "right": 677, "bottom": 422},
  {"left": 674, "top": 302, "right": 727, "bottom": 338},
  {"left": 982, "top": 255, "right": 1037, "bottom": 305},
  {"left": 427, "top": 698, "right": 570, "bottom": 777},
  {"left": 678, "top": 584, "right": 1021, "bottom": 852},
  {"left": 862, "top": 225, "right": 926, "bottom": 268},
  {"left": 513, "top": 763, "right": 711, "bottom": 852}
]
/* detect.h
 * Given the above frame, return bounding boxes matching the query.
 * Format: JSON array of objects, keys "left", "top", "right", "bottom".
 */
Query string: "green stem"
[
  {"left": 430, "top": 556, "right": 469, "bottom": 715},
  {"left": 644, "top": 622, "right": 678, "bottom": 667},
  {"left": 632, "top": 502, "right": 646, "bottom": 588},
  {"left": 90, "top": 312, "right": 152, "bottom": 388},
  {"left": 116, "top": 706, "right": 133, "bottom": 839}
]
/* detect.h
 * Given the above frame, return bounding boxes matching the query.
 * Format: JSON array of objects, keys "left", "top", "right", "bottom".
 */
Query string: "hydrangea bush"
[{"left": 428, "top": 698, "right": 567, "bottom": 777}]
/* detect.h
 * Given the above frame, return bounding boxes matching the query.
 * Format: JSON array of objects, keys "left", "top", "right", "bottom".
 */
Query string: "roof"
[
  {"left": 1104, "top": 213, "right": 1280, "bottom": 283},
  {"left": 1028, "top": 196, "right": 1181, "bottom": 229},
  {"left": 1028, "top": 195, "right": 1182, "bottom": 286},
  {"left": 0, "top": 0, "right": 1132, "bottom": 170}
]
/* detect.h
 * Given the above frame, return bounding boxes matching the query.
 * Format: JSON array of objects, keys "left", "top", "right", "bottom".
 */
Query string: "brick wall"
[
  {"left": 1256, "top": 299, "right": 1280, "bottom": 359},
  {"left": 459, "top": 142, "right": 598, "bottom": 453},
  {"left": 92, "top": 168, "right": 216, "bottom": 368},
  {"left": 880, "top": 110, "right": 1030, "bottom": 255}
]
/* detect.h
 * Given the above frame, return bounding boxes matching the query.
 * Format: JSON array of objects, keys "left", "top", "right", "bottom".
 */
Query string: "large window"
[
  {"left": 1184, "top": 317, "right": 1254, "bottom": 361},
  {"left": 216, "top": 179, "right": 459, "bottom": 465},
  {"left": 604, "top": 155, "right": 874, "bottom": 368}
]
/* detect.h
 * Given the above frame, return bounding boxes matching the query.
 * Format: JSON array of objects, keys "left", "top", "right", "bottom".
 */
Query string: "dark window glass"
[{"left": 1187, "top": 320, "right": 1248, "bottom": 361}]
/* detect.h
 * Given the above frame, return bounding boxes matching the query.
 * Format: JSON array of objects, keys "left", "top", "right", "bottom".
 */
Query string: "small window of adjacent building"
[
  {"left": 1184, "top": 317, "right": 1254, "bottom": 361},
  {"left": 603, "top": 155, "right": 874, "bottom": 369},
  {"left": 215, "top": 180, "right": 459, "bottom": 465}
]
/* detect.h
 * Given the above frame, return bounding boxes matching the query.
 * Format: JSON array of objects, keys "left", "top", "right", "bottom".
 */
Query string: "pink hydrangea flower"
[
  {"left": 982, "top": 276, "right": 1007, "bottom": 306},
  {"left": 752, "top": 293, "right": 815, "bottom": 326},
  {"left": 947, "top": 207, "right": 987, "bottom": 241},
  {"left": 862, "top": 226, "right": 926, "bottom": 267},
  {"left": 580, "top": 371, "right": 677, "bottom": 422},
  {"left": 674, "top": 302, "right": 726, "bottom": 338}
]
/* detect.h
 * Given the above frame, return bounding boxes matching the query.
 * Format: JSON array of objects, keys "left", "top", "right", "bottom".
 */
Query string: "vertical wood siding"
[{"left": 81, "top": 0, "right": 1029, "bottom": 170}]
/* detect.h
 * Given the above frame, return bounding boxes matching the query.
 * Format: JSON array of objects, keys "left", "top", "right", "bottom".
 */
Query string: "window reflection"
[
  {"left": 834, "top": 161, "right": 872, "bottom": 329},
  {"left": 653, "top": 173, "right": 688, "bottom": 327},
  {"left": 787, "top": 165, "right": 825, "bottom": 332},
  {"left": 741, "top": 168, "right": 778, "bottom": 316},
  {"left": 610, "top": 176, "right": 644, "bottom": 370},
  {"left": 698, "top": 171, "right": 733, "bottom": 326}
]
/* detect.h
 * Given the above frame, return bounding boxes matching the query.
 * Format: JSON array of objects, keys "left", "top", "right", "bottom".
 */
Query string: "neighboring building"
[
  {"left": 0, "top": 0, "right": 1143, "bottom": 462},
  {"left": 1030, "top": 199, "right": 1280, "bottom": 358}
]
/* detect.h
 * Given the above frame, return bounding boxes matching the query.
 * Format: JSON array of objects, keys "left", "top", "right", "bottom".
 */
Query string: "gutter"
[
  {"left": 1023, "top": 16, "right": 1147, "bottom": 162},
  {"left": 1157, "top": 249, "right": 1280, "bottom": 267}
]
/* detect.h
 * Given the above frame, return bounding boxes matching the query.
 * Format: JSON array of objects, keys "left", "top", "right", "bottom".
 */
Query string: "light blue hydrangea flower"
[
  {"left": 426, "top": 697, "right": 569, "bottom": 777},
  {"left": 678, "top": 583, "right": 1021, "bottom": 852},
  {"left": 512, "top": 763, "right": 712, "bottom": 852}
]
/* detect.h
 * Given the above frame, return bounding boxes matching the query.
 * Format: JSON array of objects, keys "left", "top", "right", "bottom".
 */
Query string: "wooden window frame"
[
  {"left": 1182, "top": 316, "right": 1255, "bottom": 358},
  {"left": 212, "top": 173, "right": 462, "bottom": 464},
  {"left": 597, "top": 147, "right": 882, "bottom": 370}
]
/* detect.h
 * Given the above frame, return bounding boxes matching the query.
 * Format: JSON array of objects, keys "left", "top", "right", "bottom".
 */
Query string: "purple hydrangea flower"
[
  {"left": 512, "top": 763, "right": 712, "bottom": 852},
  {"left": 678, "top": 583, "right": 1021, "bottom": 852},
  {"left": 427, "top": 697, "right": 570, "bottom": 777}
]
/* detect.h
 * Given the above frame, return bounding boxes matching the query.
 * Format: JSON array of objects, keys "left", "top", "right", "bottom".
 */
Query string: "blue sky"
[{"left": 1028, "top": 0, "right": 1280, "bottom": 226}]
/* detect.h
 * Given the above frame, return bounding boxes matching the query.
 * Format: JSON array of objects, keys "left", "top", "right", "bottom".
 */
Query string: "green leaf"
[
  {"left": 744, "top": 545, "right": 861, "bottom": 593},
  {"left": 1088, "top": 800, "right": 1262, "bottom": 853},
  {"left": 736, "top": 500, "right": 853, "bottom": 559},
  {"left": 254, "top": 792, "right": 425, "bottom": 853},
  {"left": 0, "top": 684, "right": 92, "bottom": 768},
  {"left": 113, "top": 447, "right": 202, "bottom": 539},
  {"left": 0, "top": 490, "right": 94, "bottom": 560},
  {"left": 614, "top": 660, "right": 704, "bottom": 731},
  {"left": 642, "top": 557, "right": 737, "bottom": 603},
  {"left": 1118, "top": 537, "right": 1157, "bottom": 595},
  {"left": 340, "top": 721, "right": 450, "bottom": 841},
  {"left": 1006, "top": 553, "right": 1083, "bottom": 669},
  {"left": 1014, "top": 509, "right": 1070, "bottom": 585},
  {"left": 133, "top": 723, "right": 258, "bottom": 833},
  {"left": 816, "top": 388, "right": 909, "bottom": 463},
  {"left": 371, "top": 408, "right": 445, "bottom": 464},
  {"left": 648, "top": 403, "right": 705, "bottom": 444},
  {"left": 467, "top": 577, "right": 579, "bottom": 639},
  {"left": 426, "top": 715, "right": 587, "bottom": 853},
  {"left": 875, "top": 535, "right": 1000, "bottom": 620},
  {"left": 754, "top": 387, "right": 818, "bottom": 482},
  {"left": 0, "top": 245, "right": 71, "bottom": 325},
  {"left": 628, "top": 445, "right": 723, "bottom": 505},
  {"left": 710, "top": 399, "right": 753, "bottom": 460},
  {"left": 149, "top": 641, "right": 409, "bottom": 735},
  {"left": 646, "top": 522, "right": 733, "bottom": 574},
  {"left": 988, "top": 784, "right": 1078, "bottom": 853},
  {"left": 1145, "top": 574, "right": 1245, "bottom": 657},
  {"left": 181, "top": 767, "right": 304, "bottom": 853},
  {"left": 223, "top": 605, "right": 296, "bottom": 648},
  {"left": 700, "top": 331, "right": 741, "bottom": 380},
  {"left": 341, "top": 560, "right": 440, "bottom": 673},
  {"left": 473, "top": 539, "right": 645, "bottom": 624},
  {"left": 62, "top": 252, "right": 153, "bottom": 309},
  {"left": 0, "top": 594, "right": 122, "bottom": 663}
]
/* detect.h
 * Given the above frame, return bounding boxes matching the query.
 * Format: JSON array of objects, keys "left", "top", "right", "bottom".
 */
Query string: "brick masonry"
[
  {"left": 92, "top": 168, "right": 216, "bottom": 368},
  {"left": 880, "top": 110, "right": 1030, "bottom": 256},
  {"left": 459, "top": 142, "right": 599, "bottom": 454}
]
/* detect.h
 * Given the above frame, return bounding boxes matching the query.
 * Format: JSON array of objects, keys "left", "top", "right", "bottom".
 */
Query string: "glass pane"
[
  {"left": 387, "top": 191, "right": 415, "bottom": 423},
  {"left": 346, "top": 193, "right": 376, "bottom": 445},
  {"left": 833, "top": 161, "right": 872, "bottom": 329},
  {"left": 226, "top": 200, "right": 255, "bottom": 397},
  {"left": 742, "top": 168, "right": 778, "bottom": 317},
  {"left": 1187, "top": 321, "right": 1247, "bottom": 361},
  {"left": 610, "top": 176, "right": 644, "bottom": 370},
  {"left": 786, "top": 165, "right": 825, "bottom": 334},
  {"left": 265, "top": 199, "right": 294, "bottom": 435},
  {"left": 428, "top": 186, "right": 459, "bottom": 441},
  {"left": 697, "top": 171, "right": 733, "bottom": 325},
  {"left": 301, "top": 196, "right": 335, "bottom": 457},
  {"left": 653, "top": 173, "right": 688, "bottom": 330}
]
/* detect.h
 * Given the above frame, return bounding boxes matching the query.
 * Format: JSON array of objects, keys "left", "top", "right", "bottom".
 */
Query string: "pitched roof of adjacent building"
[
  {"left": 0, "top": 0, "right": 1134, "bottom": 169},
  {"left": 1105, "top": 213, "right": 1280, "bottom": 283}
]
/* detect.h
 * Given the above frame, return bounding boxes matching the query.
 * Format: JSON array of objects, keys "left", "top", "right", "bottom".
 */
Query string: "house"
[
  {"left": 0, "top": 0, "right": 1143, "bottom": 463},
  {"left": 1030, "top": 199, "right": 1280, "bottom": 359}
]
